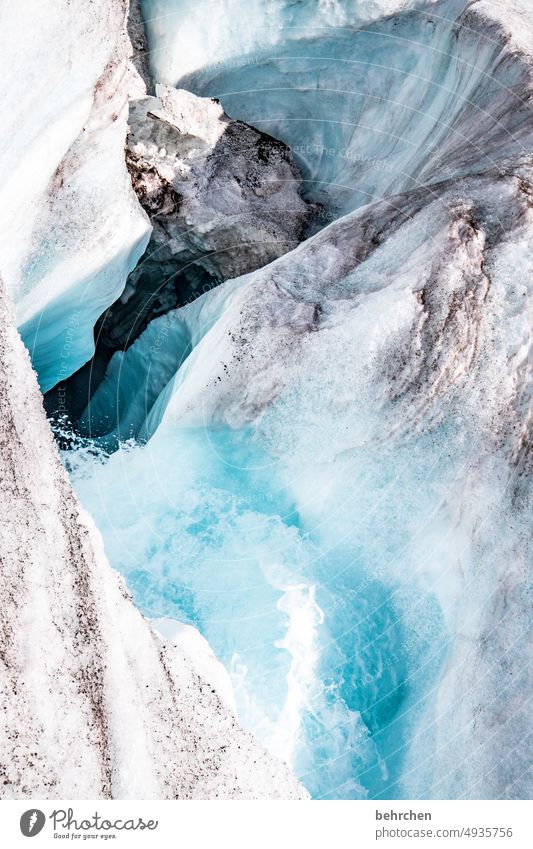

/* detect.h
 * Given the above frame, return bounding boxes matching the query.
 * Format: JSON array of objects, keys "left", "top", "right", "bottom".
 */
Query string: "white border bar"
[{"left": 1, "top": 800, "right": 531, "bottom": 848}]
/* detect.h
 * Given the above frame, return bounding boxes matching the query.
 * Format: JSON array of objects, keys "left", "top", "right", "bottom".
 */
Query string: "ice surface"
[
  {"left": 69, "top": 0, "right": 532, "bottom": 797},
  {"left": 141, "top": 0, "right": 533, "bottom": 215},
  {"left": 152, "top": 617, "right": 238, "bottom": 714},
  {"left": 140, "top": 0, "right": 443, "bottom": 86},
  {"left": 4, "top": 0, "right": 530, "bottom": 802},
  {"left": 0, "top": 0, "right": 309, "bottom": 801}
]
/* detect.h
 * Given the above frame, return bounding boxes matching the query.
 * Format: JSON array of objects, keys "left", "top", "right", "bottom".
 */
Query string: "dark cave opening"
[{"left": 44, "top": 250, "right": 219, "bottom": 436}]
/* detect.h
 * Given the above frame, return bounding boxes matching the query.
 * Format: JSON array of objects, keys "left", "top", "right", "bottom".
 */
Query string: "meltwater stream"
[{"left": 65, "top": 401, "right": 454, "bottom": 799}]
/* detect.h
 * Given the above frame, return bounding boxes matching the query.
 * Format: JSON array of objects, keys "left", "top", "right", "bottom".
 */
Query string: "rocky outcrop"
[{"left": 99, "top": 85, "right": 313, "bottom": 348}]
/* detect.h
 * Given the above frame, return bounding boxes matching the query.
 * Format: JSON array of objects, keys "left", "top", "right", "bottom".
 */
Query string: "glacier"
[
  {"left": 0, "top": 0, "right": 305, "bottom": 800},
  {"left": 97, "top": 83, "right": 312, "bottom": 353},
  {"left": 140, "top": 0, "right": 533, "bottom": 215},
  {"left": 0, "top": 0, "right": 531, "bottom": 802}
]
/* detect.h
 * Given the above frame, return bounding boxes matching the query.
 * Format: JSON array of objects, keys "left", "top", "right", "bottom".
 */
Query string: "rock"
[{"left": 100, "top": 85, "right": 313, "bottom": 348}]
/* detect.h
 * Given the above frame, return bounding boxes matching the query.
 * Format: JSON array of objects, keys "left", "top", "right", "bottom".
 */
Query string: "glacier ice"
[
  {"left": 0, "top": 0, "right": 306, "bottom": 801},
  {"left": 142, "top": 0, "right": 533, "bottom": 215},
  {"left": 140, "top": 0, "right": 444, "bottom": 88},
  {"left": 98, "top": 84, "right": 312, "bottom": 351},
  {"left": 65, "top": 0, "right": 532, "bottom": 801},
  {"left": 2, "top": 0, "right": 531, "bottom": 803}
]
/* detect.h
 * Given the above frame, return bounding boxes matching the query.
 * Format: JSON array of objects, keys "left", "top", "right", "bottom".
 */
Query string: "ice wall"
[
  {"left": 140, "top": 0, "right": 443, "bottom": 86},
  {"left": 0, "top": 0, "right": 151, "bottom": 391}
]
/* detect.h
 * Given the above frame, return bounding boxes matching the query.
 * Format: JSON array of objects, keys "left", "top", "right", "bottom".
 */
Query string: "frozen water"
[{"left": 0, "top": 0, "right": 150, "bottom": 392}]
